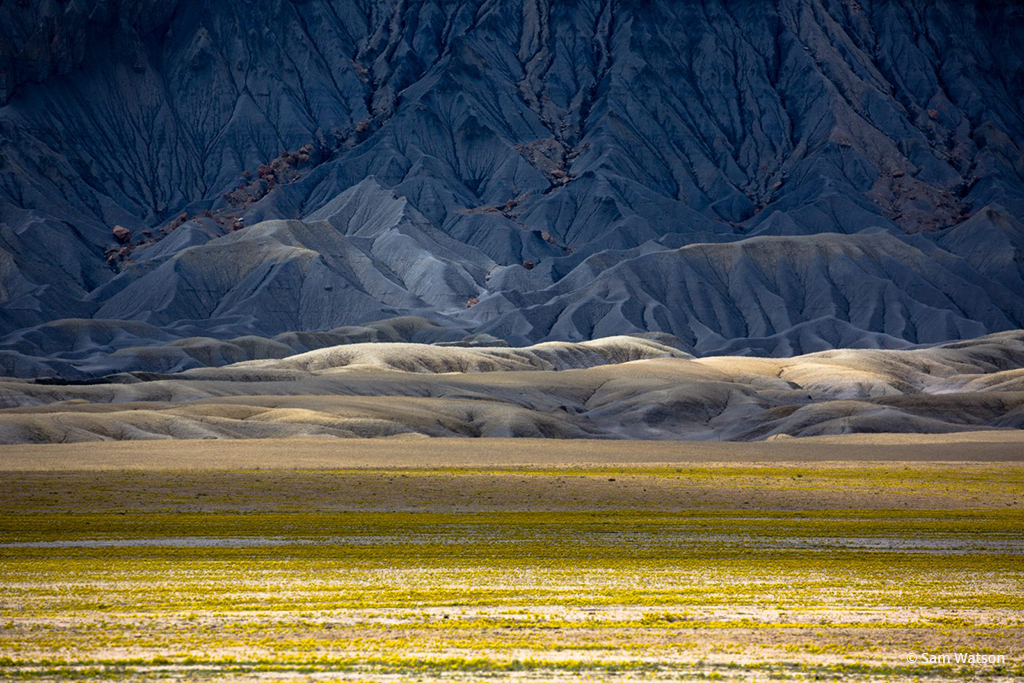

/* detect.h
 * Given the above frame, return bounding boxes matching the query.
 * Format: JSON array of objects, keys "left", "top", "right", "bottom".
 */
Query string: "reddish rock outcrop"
[{"left": 112, "top": 226, "right": 131, "bottom": 244}]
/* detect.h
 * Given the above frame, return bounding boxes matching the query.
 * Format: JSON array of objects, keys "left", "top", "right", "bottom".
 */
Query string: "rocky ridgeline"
[{"left": 0, "top": 0, "right": 1022, "bottom": 377}]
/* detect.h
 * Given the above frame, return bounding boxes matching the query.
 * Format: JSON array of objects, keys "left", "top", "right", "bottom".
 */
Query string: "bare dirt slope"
[{"left": 1, "top": 332, "right": 1023, "bottom": 444}]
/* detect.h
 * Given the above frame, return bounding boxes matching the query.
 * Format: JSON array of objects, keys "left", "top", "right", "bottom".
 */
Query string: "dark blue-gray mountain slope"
[{"left": 1, "top": 0, "right": 1023, "bottom": 377}]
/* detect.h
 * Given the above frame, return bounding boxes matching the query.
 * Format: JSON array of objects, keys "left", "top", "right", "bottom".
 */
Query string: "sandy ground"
[
  {"left": 2, "top": 430, "right": 1024, "bottom": 470},
  {"left": 2, "top": 435, "right": 1022, "bottom": 681},
  {"left": 4, "top": 462, "right": 1023, "bottom": 512}
]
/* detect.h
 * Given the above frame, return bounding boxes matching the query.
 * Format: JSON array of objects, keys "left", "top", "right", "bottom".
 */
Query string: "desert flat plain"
[{"left": 1, "top": 432, "right": 1022, "bottom": 682}]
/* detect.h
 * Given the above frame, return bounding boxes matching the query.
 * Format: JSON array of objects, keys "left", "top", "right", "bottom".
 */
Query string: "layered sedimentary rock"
[{"left": 0, "top": 1, "right": 1022, "bottom": 377}]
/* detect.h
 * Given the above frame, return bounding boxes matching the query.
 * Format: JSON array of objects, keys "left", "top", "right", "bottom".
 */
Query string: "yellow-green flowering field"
[{"left": 1, "top": 441, "right": 1022, "bottom": 681}]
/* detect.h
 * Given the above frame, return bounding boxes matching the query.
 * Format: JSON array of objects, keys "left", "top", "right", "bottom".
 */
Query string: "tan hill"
[{"left": 0, "top": 331, "right": 1021, "bottom": 444}]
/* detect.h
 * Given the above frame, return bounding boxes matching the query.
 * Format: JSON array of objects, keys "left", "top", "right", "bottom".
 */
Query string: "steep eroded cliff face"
[{"left": 1, "top": 0, "right": 1023, "bottom": 376}]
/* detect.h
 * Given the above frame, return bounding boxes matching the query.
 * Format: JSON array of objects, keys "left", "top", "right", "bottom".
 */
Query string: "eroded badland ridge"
[{"left": 0, "top": 1, "right": 1022, "bottom": 376}]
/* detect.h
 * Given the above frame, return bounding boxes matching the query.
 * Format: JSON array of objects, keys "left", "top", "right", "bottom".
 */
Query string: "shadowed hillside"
[{"left": 1, "top": 0, "right": 1023, "bottom": 377}]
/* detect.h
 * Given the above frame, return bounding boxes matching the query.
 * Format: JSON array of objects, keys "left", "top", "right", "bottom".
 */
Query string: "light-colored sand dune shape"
[
  {"left": 0, "top": 332, "right": 1021, "bottom": 444},
  {"left": 235, "top": 336, "right": 693, "bottom": 374}
]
